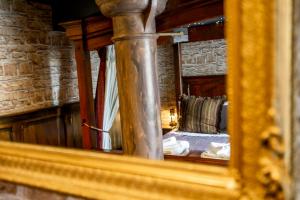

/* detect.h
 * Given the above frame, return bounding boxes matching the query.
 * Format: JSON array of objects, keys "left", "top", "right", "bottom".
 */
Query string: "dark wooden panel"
[
  {"left": 61, "top": 103, "right": 82, "bottom": 148},
  {"left": 157, "top": 36, "right": 173, "bottom": 45},
  {"left": 182, "top": 75, "right": 226, "bottom": 97},
  {"left": 52, "top": 0, "right": 101, "bottom": 31},
  {"left": 0, "top": 103, "right": 82, "bottom": 148},
  {"left": 60, "top": 0, "right": 224, "bottom": 51},
  {"left": 188, "top": 23, "right": 224, "bottom": 42},
  {"left": 22, "top": 117, "right": 64, "bottom": 146},
  {"left": 157, "top": 0, "right": 224, "bottom": 31},
  {"left": 55, "top": 0, "right": 223, "bottom": 32},
  {"left": 0, "top": 128, "right": 12, "bottom": 141}
]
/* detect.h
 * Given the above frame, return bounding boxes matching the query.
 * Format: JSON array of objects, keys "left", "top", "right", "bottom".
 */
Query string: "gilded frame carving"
[{"left": 0, "top": 0, "right": 292, "bottom": 199}]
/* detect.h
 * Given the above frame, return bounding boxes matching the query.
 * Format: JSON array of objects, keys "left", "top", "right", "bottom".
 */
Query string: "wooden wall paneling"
[
  {"left": 95, "top": 47, "right": 106, "bottom": 149},
  {"left": 0, "top": 128, "right": 12, "bottom": 141},
  {"left": 0, "top": 117, "right": 24, "bottom": 142},
  {"left": 188, "top": 23, "right": 224, "bottom": 42},
  {"left": 56, "top": 108, "right": 65, "bottom": 146},
  {"left": 0, "top": 103, "right": 81, "bottom": 147},
  {"left": 182, "top": 75, "right": 226, "bottom": 97},
  {"left": 0, "top": 123, "right": 13, "bottom": 142},
  {"left": 19, "top": 110, "right": 63, "bottom": 146},
  {"left": 22, "top": 117, "right": 63, "bottom": 146},
  {"left": 62, "top": 103, "right": 82, "bottom": 148},
  {"left": 12, "top": 122, "right": 23, "bottom": 142}
]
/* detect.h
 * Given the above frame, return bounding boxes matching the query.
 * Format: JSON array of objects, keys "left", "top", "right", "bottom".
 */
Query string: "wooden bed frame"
[
  {"left": 60, "top": 0, "right": 224, "bottom": 151},
  {"left": 60, "top": 1, "right": 227, "bottom": 164},
  {"left": 165, "top": 43, "right": 228, "bottom": 166},
  {"left": 106, "top": 74, "right": 228, "bottom": 166},
  {"left": 164, "top": 154, "right": 228, "bottom": 166},
  {"left": 182, "top": 75, "right": 226, "bottom": 97}
]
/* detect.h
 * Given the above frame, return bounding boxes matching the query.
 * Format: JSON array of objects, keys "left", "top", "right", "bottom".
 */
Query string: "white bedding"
[{"left": 163, "top": 130, "right": 230, "bottom": 159}]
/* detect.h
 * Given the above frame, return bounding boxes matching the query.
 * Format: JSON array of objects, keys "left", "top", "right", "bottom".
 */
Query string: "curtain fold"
[{"left": 102, "top": 45, "right": 119, "bottom": 150}]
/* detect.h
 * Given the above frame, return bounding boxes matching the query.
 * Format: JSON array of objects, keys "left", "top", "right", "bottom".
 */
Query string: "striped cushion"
[
  {"left": 179, "top": 95, "right": 225, "bottom": 134},
  {"left": 200, "top": 98, "right": 224, "bottom": 133},
  {"left": 179, "top": 95, "right": 204, "bottom": 132},
  {"left": 184, "top": 96, "right": 204, "bottom": 132}
]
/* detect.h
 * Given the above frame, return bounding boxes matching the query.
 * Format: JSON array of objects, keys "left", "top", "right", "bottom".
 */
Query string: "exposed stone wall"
[
  {"left": 0, "top": 0, "right": 99, "bottom": 116},
  {"left": 294, "top": 0, "right": 300, "bottom": 198},
  {"left": 0, "top": 0, "right": 226, "bottom": 129},
  {"left": 181, "top": 39, "right": 227, "bottom": 76},
  {"left": 157, "top": 39, "right": 227, "bottom": 127},
  {"left": 157, "top": 44, "right": 176, "bottom": 127},
  {"left": 0, "top": 181, "right": 85, "bottom": 200}
]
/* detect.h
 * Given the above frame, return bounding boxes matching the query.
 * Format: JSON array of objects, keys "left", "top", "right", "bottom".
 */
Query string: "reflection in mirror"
[
  {"left": 157, "top": 17, "right": 229, "bottom": 166},
  {"left": 0, "top": 0, "right": 229, "bottom": 166},
  {"left": 0, "top": 1, "right": 105, "bottom": 149}
]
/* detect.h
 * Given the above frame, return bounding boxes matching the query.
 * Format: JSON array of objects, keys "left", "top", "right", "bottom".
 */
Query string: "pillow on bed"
[
  {"left": 179, "top": 95, "right": 225, "bottom": 134},
  {"left": 183, "top": 96, "right": 204, "bottom": 132},
  {"left": 179, "top": 94, "right": 203, "bottom": 131},
  {"left": 200, "top": 97, "right": 225, "bottom": 133},
  {"left": 219, "top": 101, "right": 228, "bottom": 132}
]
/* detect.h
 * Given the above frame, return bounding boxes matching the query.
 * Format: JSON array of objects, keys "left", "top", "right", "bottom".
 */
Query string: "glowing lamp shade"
[{"left": 169, "top": 108, "right": 177, "bottom": 127}]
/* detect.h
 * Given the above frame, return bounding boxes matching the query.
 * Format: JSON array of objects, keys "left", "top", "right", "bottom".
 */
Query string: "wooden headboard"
[{"left": 182, "top": 75, "right": 226, "bottom": 97}]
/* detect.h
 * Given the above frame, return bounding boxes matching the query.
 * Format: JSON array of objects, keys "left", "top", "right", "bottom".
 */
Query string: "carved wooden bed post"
[
  {"left": 96, "top": 0, "right": 167, "bottom": 159},
  {"left": 60, "top": 20, "right": 97, "bottom": 150},
  {"left": 95, "top": 47, "right": 106, "bottom": 150}
]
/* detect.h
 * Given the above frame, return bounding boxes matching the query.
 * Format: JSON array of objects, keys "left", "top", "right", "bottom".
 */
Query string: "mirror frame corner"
[{"left": 0, "top": 0, "right": 292, "bottom": 199}]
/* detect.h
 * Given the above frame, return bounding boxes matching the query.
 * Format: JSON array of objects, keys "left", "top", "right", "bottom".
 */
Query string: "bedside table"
[{"left": 162, "top": 127, "right": 173, "bottom": 135}]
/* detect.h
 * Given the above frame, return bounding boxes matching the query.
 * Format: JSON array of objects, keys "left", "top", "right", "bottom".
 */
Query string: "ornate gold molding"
[
  {"left": 0, "top": 142, "right": 238, "bottom": 199},
  {"left": 0, "top": 0, "right": 291, "bottom": 199},
  {"left": 226, "top": 0, "right": 287, "bottom": 199}
]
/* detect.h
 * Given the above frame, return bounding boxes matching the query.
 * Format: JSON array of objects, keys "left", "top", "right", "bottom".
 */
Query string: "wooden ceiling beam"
[
  {"left": 60, "top": 16, "right": 113, "bottom": 51},
  {"left": 156, "top": 0, "right": 224, "bottom": 32},
  {"left": 60, "top": 0, "right": 224, "bottom": 50},
  {"left": 83, "top": 16, "right": 113, "bottom": 50},
  {"left": 188, "top": 23, "right": 224, "bottom": 42}
]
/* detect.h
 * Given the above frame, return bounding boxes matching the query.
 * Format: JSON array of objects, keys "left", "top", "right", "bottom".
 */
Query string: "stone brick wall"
[
  {"left": 157, "top": 44, "right": 176, "bottom": 127},
  {"left": 0, "top": 0, "right": 99, "bottom": 116},
  {"left": 294, "top": 0, "right": 300, "bottom": 199},
  {"left": 0, "top": 181, "right": 85, "bottom": 200},
  {"left": 157, "top": 39, "right": 227, "bottom": 127},
  {"left": 0, "top": 0, "right": 226, "bottom": 129},
  {"left": 181, "top": 39, "right": 227, "bottom": 76}
]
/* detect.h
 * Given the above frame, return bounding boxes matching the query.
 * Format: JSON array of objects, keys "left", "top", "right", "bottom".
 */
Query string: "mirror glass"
[
  {"left": 0, "top": 0, "right": 229, "bottom": 166},
  {"left": 157, "top": 17, "right": 229, "bottom": 166}
]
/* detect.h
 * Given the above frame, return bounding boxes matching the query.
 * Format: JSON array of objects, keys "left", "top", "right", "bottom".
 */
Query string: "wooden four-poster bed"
[{"left": 60, "top": 0, "right": 227, "bottom": 165}]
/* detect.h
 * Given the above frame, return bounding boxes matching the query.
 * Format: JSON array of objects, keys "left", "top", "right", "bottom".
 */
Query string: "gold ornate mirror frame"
[{"left": 0, "top": 0, "right": 293, "bottom": 199}]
